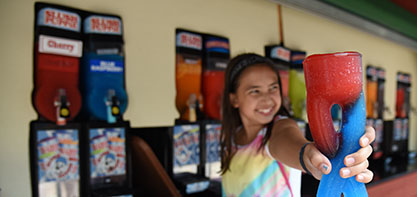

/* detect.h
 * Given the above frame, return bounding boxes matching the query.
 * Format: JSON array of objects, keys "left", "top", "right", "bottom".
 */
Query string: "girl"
[{"left": 220, "top": 53, "right": 375, "bottom": 196}]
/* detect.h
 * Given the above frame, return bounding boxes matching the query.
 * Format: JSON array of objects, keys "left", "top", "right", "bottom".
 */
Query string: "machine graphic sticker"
[
  {"left": 205, "top": 124, "right": 221, "bottom": 163},
  {"left": 37, "top": 129, "right": 79, "bottom": 182},
  {"left": 173, "top": 125, "right": 200, "bottom": 167},
  {"left": 89, "top": 127, "right": 126, "bottom": 178}
]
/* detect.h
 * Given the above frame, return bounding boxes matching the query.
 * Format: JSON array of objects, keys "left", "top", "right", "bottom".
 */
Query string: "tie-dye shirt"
[{"left": 222, "top": 126, "right": 301, "bottom": 197}]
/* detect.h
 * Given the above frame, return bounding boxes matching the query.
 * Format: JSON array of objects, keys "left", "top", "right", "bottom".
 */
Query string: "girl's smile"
[{"left": 256, "top": 107, "right": 274, "bottom": 116}]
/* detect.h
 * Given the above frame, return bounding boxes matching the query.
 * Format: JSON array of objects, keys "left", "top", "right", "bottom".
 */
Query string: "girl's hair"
[{"left": 220, "top": 53, "right": 290, "bottom": 174}]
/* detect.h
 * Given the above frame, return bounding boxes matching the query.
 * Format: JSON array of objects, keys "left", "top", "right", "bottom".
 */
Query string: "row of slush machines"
[
  {"left": 30, "top": 2, "right": 132, "bottom": 197},
  {"left": 28, "top": 2, "right": 230, "bottom": 196},
  {"left": 365, "top": 65, "right": 412, "bottom": 178},
  {"left": 365, "top": 66, "right": 412, "bottom": 160}
]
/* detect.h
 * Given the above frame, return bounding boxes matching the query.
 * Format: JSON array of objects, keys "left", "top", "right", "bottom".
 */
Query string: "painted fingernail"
[
  {"left": 342, "top": 169, "right": 350, "bottom": 177},
  {"left": 361, "top": 137, "right": 369, "bottom": 145},
  {"left": 322, "top": 164, "right": 329, "bottom": 173},
  {"left": 346, "top": 157, "right": 355, "bottom": 165},
  {"left": 357, "top": 174, "right": 364, "bottom": 181}
]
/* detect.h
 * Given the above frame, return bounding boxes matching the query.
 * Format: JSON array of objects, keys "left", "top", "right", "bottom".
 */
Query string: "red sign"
[
  {"left": 88, "top": 16, "right": 121, "bottom": 34},
  {"left": 39, "top": 8, "right": 80, "bottom": 31},
  {"left": 276, "top": 48, "right": 290, "bottom": 61},
  {"left": 178, "top": 32, "right": 202, "bottom": 50}
]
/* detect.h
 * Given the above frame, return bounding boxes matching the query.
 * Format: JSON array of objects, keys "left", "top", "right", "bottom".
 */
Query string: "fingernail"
[
  {"left": 342, "top": 169, "right": 350, "bottom": 177},
  {"left": 322, "top": 164, "right": 329, "bottom": 173},
  {"left": 346, "top": 157, "right": 355, "bottom": 165},
  {"left": 361, "top": 137, "right": 369, "bottom": 145},
  {"left": 357, "top": 174, "right": 364, "bottom": 181}
]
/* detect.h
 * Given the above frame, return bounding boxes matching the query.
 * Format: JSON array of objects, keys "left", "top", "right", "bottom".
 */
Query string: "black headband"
[{"left": 230, "top": 55, "right": 275, "bottom": 85}]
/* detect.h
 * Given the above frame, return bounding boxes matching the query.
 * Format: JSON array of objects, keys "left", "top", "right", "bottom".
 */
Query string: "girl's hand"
[
  {"left": 340, "top": 126, "right": 375, "bottom": 183},
  {"left": 303, "top": 126, "right": 375, "bottom": 183}
]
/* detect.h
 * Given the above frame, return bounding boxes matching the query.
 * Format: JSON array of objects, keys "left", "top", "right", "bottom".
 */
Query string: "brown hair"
[{"left": 219, "top": 53, "right": 289, "bottom": 174}]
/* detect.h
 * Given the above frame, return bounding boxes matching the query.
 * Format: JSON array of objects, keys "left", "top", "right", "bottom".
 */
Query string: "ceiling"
[
  {"left": 322, "top": 0, "right": 417, "bottom": 41},
  {"left": 390, "top": 0, "right": 417, "bottom": 16},
  {"left": 270, "top": 0, "right": 417, "bottom": 53}
]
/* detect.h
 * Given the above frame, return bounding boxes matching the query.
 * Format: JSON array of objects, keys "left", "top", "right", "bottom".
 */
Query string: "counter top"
[{"left": 367, "top": 156, "right": 417, "bottom": 197}]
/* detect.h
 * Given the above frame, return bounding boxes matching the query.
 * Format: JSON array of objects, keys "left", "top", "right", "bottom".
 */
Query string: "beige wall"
[{"left": 0, "top": 0, "right": 416, "bottom": 196}]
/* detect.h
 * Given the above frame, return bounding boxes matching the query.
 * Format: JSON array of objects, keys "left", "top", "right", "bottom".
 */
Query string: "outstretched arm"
[
  {"left": 269, "top": 119, "right": 375, "bottom": 183},
  {"left": 268, "top": 118, "right": 311, "bottom": 170}
]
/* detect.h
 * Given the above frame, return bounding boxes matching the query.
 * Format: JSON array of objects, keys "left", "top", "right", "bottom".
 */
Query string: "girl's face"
[{"left": 229, "top": 64, "right": 281, "bottom": 128}]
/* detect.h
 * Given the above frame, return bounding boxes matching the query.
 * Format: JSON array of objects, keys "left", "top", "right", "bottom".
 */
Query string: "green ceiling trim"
[{"left": 321, "top": 0, "right": 417, "bottom": 41}]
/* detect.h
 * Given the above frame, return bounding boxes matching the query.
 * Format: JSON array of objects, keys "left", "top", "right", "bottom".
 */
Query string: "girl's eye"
[
  {"left": 249, "top": 89, "right": 259, "bottom": 95},
  {"left": 270, "top": 85, "right": 279, "bottom": 92}
]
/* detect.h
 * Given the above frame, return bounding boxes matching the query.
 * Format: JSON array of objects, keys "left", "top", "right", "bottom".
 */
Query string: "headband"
[{"left": 230, "top": 55, "right": 275, "bottom": 85}]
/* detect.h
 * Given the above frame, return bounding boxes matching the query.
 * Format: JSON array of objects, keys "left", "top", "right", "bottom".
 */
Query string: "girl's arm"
[
  {"left": 268, "top": 118, "right": 310, "bottom": 170},
  {"left": 268, "top": 118, "right": 375, "bottom": 183}
]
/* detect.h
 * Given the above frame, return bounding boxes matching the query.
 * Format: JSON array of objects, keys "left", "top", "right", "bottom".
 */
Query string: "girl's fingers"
[
  {"left": 340, "top": 159, "right": 369, "bottom": 179},
  {"left": 306, "top": 127, "right": 375, "bottom": 181},
  {"left": 360, "top": 126, "right": 376, "bottom": 147},
  {"left": 355, "top": 169, "right": 374, "bottom": 183},
  {"left": 344, "top": 145, "right": 373, "bottom": 167},
  {"left": 304, "top": 143, "right": 332, "bottom": 180}
]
